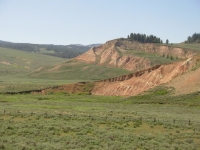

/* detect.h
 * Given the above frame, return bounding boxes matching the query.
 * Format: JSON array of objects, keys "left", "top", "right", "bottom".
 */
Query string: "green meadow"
[
  {"left": 170, "top": 43, "right": 200, "bottom": 51},
  {"left": 0, "top": 91, "right": 200, "bottom": 150}
]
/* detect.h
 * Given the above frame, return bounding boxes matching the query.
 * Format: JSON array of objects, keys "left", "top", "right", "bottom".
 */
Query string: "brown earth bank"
[
  {"left": 91, "top": 57, "right": 194, "bottom": 96},
  {"left": 18, "top": 55, "right": 197, "bottom": 97},
  {"left": 5, "top": 55, "right": 199, "bottom": 97},
  {"left": 166, "top": 55, "right": 200, "bottom": 95},
  {"left": 76, "top": 39, "right": 196, "bottom": 71},
  {"left": 5, "top": 40, "right": 199, "bottom": 97}
]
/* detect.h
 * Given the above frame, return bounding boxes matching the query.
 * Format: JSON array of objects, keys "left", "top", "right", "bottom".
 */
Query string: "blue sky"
[{"left": 0, "top": 0, "right": 199, "bottom": 45}]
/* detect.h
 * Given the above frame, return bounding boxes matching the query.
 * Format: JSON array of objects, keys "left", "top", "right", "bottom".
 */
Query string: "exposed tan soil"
[
  {"left": 35, "top": 56, "right": 197, "bottom": 97},
  {"left": 76, "top": 39, "right": 196, "bottom": 71},
  {"left": 91, "top": 58, "right": 194, "bottom": 96},
  {"left": 167, "top": 67, "right": 200, "bottom": 95},
  {"left": 0, "top": 61, "right": 11, "bottom": 65},
  {"left": 166, "top": 55, "right": 200, "bottom": 95}
]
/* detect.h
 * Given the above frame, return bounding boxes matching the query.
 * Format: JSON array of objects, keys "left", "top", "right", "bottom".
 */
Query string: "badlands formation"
[{"left": 41, "top": 39, "right": 199, "bottom": 96}]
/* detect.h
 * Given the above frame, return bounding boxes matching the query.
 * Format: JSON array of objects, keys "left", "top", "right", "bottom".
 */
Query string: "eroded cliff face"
[
  {"left": 76, "top": 39, "right": 196, "bottom": 71},
  {"left": 29, "top": 56, "right": 198, "bottom": 97},
  {"left": 76, "top": 40, "right": 152, "bottom": 71},
  {"left": 91, "top": 58, "right": 194, "bottom": 96},
  {"left": 27, "top": 39, "right": 198, "bottom": 97},
  {"left": 166, "top": 55, "right": 200, "bottom": 95}
]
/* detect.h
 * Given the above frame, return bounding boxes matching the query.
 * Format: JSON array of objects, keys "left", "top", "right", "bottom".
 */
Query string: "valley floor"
[{"left": 0, "top": 93, "right": 200, "bottom": 150}]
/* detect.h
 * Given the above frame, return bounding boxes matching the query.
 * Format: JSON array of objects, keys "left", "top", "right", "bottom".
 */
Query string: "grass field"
[
  {"left": 170, "top": 43, "right": 200, "bottom": 51},
  {"left": 29, "top": 59, "right": 131, "bottom": 80},
  {"left": 0, "top": 76, "right": 87, "bottom": 93},
  {"left": 0, "top": 47, "right": 66, "bottom": 76},
  {"left": 0, "top": 90, "right": 200, "bottom": 150},
  {"left": 125, "top": 49, "right": 178, "bottom": 66}
]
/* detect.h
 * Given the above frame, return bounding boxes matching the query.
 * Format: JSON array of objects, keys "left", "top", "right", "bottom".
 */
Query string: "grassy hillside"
[
  {"left": 30, "top": 59, "right": 131, "bottom": 80},
  {"left": 170, "top": 43, "right": 200, "bottom": 51},
  {"left": 1, "top": 41, "right": 199, "bottom": 93},
  {"left": 0, "top": 47, "right": 69, "bottom": 92},
  {"left": 125, "top": 49, "right": 178, "bottom": 66},
  {"left": 0, "top": 40, "right": 91, "bottom": 58},
  {"left": 0, "top": 47, "right": 66, "bottom": 76},
  {"left": 0, "top": 76, "right": 85, "bottom": 93},
  {"left": 0, "top": 47, "right": 130, "bottom": 92}
]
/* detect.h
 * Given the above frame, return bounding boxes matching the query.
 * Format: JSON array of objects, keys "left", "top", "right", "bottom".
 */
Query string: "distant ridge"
[
  {"left": 0, "top": 40, "right": 101, "bottom": 58},
  {"left": 70, "top": 44, "right": 102, "bottom": 47},
  {"left": 86, "top": 44, "right": 102, "bottom": 47}
]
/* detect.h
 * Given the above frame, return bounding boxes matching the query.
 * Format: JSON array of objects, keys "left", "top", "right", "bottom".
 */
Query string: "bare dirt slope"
[
  {"left": 27, "top": 39, "right": 200, "bottom": 97},
  {"left": 38, "top": 57, "right": 196, "bottom": 97},
  {"left": 166, "top": 56, "right": 200, "bottom": 95},
  {"left": 76, "top": 39, "right": 196, "bottom": 71},
  {"left": 91, "top": 58, "right": 194, "bottom": 96},
  {"left": 76, "top": 39, "right": 151, "bottom": 71},
  {"left": 166, "top": 67, "right": 200, "bottom": 95}
]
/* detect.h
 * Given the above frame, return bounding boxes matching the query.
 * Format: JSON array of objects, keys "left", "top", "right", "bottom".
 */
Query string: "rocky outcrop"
[
  {"left": 91, "top": 58, "right": 194, "bottom": 96},
  {"left": 76, "top": 40, "right": 152, "bottom": 71},
  {"left": 76, "top": 39, "right": 196, "bottom": 71}
]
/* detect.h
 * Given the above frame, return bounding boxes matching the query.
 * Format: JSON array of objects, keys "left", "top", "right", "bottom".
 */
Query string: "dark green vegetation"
[
  {"left": 0, "top": 91, "right": 200, "bottom": 150},
  {"left": 185, "top": 33, "right": 200, "bottom": 43},
  {"left": 127, "top": 33, "right": 163, "bottom": 43},
  {"left": 0, "top": 40, "right": 92, "bottom": 58},
  {"left": 166, "top": 39, "right": 169, "bottom": 44}
]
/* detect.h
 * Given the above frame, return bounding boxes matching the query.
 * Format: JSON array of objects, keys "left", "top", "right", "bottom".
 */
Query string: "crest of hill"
[
  {"left": 28, "top": 38, "right": 199, "bottom": 82},
  {"left": 76, "top": 38, "right": 196, "bottom": 71}
]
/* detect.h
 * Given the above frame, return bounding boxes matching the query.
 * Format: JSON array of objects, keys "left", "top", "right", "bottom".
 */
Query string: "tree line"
[
  {"left": 0, "top": 41, "right": 89, "bottom": 58},
  {"left": 185, "top": 33, "right": 200, "bottom": 43},
  {"left": 127, "top": 33, "right": 169, "bottom": 44}
]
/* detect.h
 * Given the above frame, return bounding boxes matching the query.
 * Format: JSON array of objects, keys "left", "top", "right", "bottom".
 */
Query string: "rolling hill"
[
  {"left": 0, "top": 40, "right": 98, "bottom": 58},
  {"left": 1, "top": 38, "right": 200, "bottom": 96},
  {"left": 0, "top": 47, "right": 66, "bottom": 76},
  {"left": 35, "top": 38, "right": 198, "bottom": 79},
  {"left": 0, "top": 47, "right": 68, "bottom": 92},
  {"left": 0, "top": 45, "right": 130, "bottom": 92},
  {"left": 76, "top": 39, "right": 197, "bottom": 71}
]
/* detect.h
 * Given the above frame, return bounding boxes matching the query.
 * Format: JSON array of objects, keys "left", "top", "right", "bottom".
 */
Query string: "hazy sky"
[{"left": 0, "top": 0, "right": 199, "bottom": 45}]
